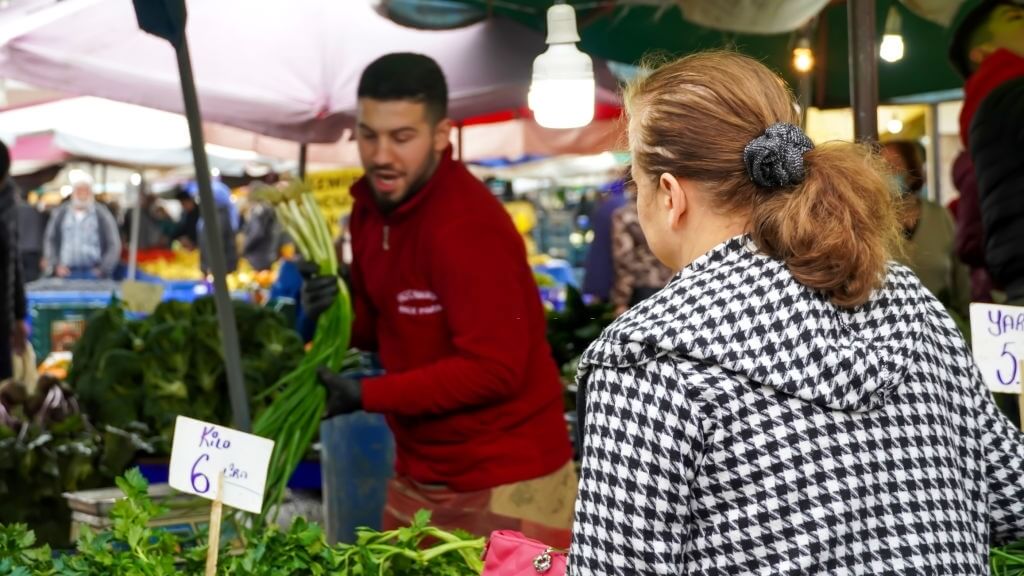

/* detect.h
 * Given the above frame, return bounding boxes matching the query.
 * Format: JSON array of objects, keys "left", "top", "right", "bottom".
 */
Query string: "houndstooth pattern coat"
[{"left": 568, "top": 236, "right": 1024, "bottom": 575}]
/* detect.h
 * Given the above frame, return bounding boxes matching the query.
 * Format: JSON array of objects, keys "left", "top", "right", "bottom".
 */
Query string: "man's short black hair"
[{"left": 357, "top": 53, "right": 449, "bottom": 124}]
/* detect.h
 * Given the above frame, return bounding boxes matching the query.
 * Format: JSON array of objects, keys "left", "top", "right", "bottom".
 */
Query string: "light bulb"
[
  {"left": 528, "top": 74, "right": 595, "bottom": 129},
  {"left": 880, "top": 6, "right": 904, "bottom": 63},
  {"left": 792, "top": 38, "right": 814, "bottom": 74},
  {"left": 529, "top": 4, "right": 595, "bottom": 129},
  {"left": 880, "top": 34, "right": 904, "bottom": 62},
  {"left": 130, "top": 173, "right": 142, "bottom": 186},
  {"left": 887, "top": 116, "right": 904, "bottom": 134}
]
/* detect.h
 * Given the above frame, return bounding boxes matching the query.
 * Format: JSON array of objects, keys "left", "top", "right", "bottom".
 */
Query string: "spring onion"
[{"left": 250, "top": 181, "right": 356, "bottom": 519}]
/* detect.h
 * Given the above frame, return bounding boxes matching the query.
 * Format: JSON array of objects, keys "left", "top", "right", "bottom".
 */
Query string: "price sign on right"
[{"left": 970, "top": 303, "right": 1024, "bottom": 394}]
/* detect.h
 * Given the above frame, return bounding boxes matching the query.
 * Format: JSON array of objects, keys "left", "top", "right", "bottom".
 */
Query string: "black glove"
[
  {"left": 317, "top": 366, "right": 363, "bottom": 418},
  {"left": 298, "top": 261, "right": 339, "bottom": 321}
]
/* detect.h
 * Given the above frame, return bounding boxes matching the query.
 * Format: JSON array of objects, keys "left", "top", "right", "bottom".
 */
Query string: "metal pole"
[
  {"left": 127, "top": 175, "right": 143, "bottom": 281},
  {"left": 298, "top": 143, "right": 308, "bottom": 181},
  {"left": 929, "top": 102, "right": 942, "bottom": 204},
  {"left": 175, "top": 37, "right": 251, "bottom": 431},
  {"left": 799, "top": 73, "right": 813, "bottom": 131},
  {"left": 848, "top": 0, "right": 879, "bottom": 142},
  {"left": 456, "top": 123, "right": 464, "bottom": 161}
]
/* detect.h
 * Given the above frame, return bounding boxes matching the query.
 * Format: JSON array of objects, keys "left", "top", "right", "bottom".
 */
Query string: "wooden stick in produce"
[
  {"left": 205, "top": 470, "right": 226, "bottom": 576},
  {"left": 1019, "top": 359, "right": 1023, "bottom": 433}
]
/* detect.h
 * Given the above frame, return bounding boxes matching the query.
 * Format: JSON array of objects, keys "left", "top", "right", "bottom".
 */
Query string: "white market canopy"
[
  {"left": 0, "top": 96, "right": 293, "bottom": 175},
  {"left": 0, "top": 0, "right": 620, "bottom": 144}
]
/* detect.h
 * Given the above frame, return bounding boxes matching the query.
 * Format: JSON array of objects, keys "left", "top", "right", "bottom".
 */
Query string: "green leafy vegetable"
[
  {"left": 1, "top": 470, "right": 486, "bottom": 575},
  {"left": 67, "top": 298, "right": 305, "bottom": 450}
]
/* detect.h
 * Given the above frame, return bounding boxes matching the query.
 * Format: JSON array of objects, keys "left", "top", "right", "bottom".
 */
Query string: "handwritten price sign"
[
  {"left": 970, "top": 303, "right": 1024, "bottom": 394},
  {"left": 168, "top": 416, "right": 274, "bottom": 514}
]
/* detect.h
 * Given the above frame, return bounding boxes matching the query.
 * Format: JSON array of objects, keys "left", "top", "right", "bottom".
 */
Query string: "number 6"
[
  {"left": 191, "top": 454, "right": 210, "bottom": 494},
  {"left": 997, "top": 342, "right": 1019, "bottom": 386}
]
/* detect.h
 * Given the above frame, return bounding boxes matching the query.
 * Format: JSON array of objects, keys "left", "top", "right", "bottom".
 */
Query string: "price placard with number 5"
[
  {"left": 168, "top": 416, "right": 274, "bottom": 514},
  {"left": 969, "top": 303, "right": 1024, "bottom": 394}
]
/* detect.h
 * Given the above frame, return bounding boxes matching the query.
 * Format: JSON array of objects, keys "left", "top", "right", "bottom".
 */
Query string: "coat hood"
[{"left": 579, "top": 236, "right": 929, "bottom": 412}]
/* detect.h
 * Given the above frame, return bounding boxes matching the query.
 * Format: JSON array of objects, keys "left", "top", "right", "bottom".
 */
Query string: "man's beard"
[
  {"left": 371, "top": 154, "right": 439, "bottom": 214},
  {"left": 72, "top": 198, "right": 94, "bottom": 211}
]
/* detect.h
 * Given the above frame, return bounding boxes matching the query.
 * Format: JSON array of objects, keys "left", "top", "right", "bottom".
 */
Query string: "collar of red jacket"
[
  {"left": 350, "top": 146, "right": 456, "bottom": 221},
  {"left": 960, "top": 49, "right": 1024, "bottom": 147}
]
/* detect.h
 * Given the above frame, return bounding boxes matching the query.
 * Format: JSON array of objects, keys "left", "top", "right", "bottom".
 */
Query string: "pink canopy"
[{"left": 0, "top": 0, "right": 620, "bottom": 144}]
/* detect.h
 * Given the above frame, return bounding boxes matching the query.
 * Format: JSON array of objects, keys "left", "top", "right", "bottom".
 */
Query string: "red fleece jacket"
[{"left": 348, "top": 149, "right": 572, "bottom": 491}]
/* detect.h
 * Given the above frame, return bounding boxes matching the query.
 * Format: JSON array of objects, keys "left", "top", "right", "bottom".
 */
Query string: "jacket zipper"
[{"left": 382, "top": 225, "right": 390, "bottom": 251}]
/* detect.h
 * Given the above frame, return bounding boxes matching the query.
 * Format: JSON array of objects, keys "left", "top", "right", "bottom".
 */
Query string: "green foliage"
[
  {"left": 545, "top": 286, "right": 613, "bottom": 374},
  {"left": 0, "top": 523, "right": 52, "bottom": 575},
  {"left": 0, "top": 413, "right": 155, "bottom": 548},
  {"left": 545, "top": 286, "right": 614, "bottom": 412},
  {"left": 67, "top": 298, "right": 305, "bottom": 452},
  {"left": 0, "top": 470, "right": 485, "bottom": 575},
  {"left": 993, "top": 540, "right": 1024, "bottom": 576}
]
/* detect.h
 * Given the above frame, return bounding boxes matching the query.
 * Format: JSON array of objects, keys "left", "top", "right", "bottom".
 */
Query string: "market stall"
[{"left": 3, "top": 0, "right": 1022, "bottom": 572}]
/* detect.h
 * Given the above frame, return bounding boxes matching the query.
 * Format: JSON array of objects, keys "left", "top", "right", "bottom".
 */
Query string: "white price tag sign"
[
  {"left": 168, "top": 416, "right": 274, "bottom": 514},
  {"left": 969, "top": 303, "right": 1024, "bottom": 394}
]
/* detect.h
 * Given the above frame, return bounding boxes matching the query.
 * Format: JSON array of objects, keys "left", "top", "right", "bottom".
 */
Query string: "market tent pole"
[
  {"left": 132, "top": 0, "right": 252, "bottom": 431},
  {"left": 298, "top": 142, "right": 308, "bottom": 180},
  {"left": 928, "top": 103, "right": 942, "bottom": 204},
  {"left": 126, "top": 173, "right": 142, "bottom": 281},
  {"left": 456, "top": 122, "right": 464, "bottom": 161},
  {"left": 848, "top": 0, "right": 879, "bottom": 142}
]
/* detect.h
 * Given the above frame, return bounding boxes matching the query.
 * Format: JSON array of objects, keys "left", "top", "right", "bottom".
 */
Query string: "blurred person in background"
[
  {"left": 42, "top": 173, "right": 121, "bottom": 279},
  {"left": 121, "top": 186, "right": 173, "bottom": 251},
  {"left": 185, "top": 179, "right": 239, "bottom": 274},
  {"left": 0, "top": 140, "right": 27, "bottom": 382},
  {"left": 581, "top": 177, "right": 627, "bottom": 303},
  {"left": 881, "top": 140, "right": 970, "bottom": 322},
  {"left": 952, "top": 153, "right": 994, "bottom": 302},
  {"left": 949, "top": 0, "right": 1024, "bottom": 306},
  {"left": 241, "top": 184, "right": 280, "bottom": 272},
  {"left": 173, "top": 188, "right": 200, "bottom": 249},
  {"left": 610, "top": 187, "right": 674, "bottom": 316},
  {"left": 15, "top": 190, "right": 47, "bottom": 284}
]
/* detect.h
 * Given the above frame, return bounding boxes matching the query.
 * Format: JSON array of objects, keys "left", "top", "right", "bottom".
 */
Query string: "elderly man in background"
[{"left": 42, "top": 174, "right": 121, "bottom": 279}]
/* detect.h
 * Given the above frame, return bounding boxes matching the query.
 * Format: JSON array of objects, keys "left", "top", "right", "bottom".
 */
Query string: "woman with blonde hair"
[{"left": 569, "top": 51, "right": 1024, "bottom": 575}]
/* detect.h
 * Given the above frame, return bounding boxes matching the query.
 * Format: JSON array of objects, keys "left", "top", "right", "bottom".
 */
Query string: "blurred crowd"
[{"left": 9, "top": 171, "right": 285, "bottom": 282}]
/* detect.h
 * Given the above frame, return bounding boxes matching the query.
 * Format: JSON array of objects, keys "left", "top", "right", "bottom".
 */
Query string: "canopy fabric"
[
  {"left": 205, "top": 116, "right": 624, "bottom": 167},
  {"left": 0, "top": 96, "right": 293, "bottom": 174},
  {"left": 1, "top": 95, "right": 625, "bottom": 173},
  {"left": 0, "top": 0, "right": 620, "bottom": 143}
]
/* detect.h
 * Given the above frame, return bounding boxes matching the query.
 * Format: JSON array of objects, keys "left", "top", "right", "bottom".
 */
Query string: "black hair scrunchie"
[{"left": 743, "top": 122, "right": 815, "bottom": 189}]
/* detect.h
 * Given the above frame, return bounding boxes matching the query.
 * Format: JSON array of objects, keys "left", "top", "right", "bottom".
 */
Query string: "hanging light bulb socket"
[
  {"left": 529, "top": 3, "right": 595, "bottom": 129},
  {"left": 880, "top": 6, "right": 905, "bottom": 63},
  {"left": 792, "top": 37, "right": 814, "bottom": 74}
]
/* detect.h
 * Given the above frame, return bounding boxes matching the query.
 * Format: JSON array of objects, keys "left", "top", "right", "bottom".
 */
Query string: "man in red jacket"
[{"left": 303, "top": 53, "right": 576, "bottom": 545}]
